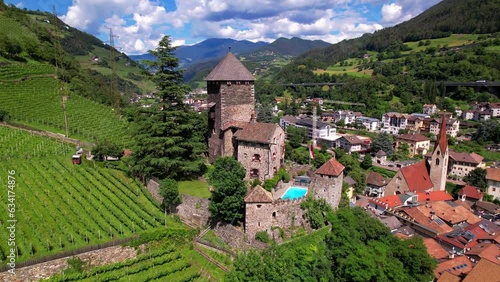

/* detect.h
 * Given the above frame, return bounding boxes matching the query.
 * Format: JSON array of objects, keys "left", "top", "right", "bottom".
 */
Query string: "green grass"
[
  {"left": 178, "top": 180, "right": 211, "bottom": 199},
  {"left": 402, "top": 34, "right": 479, "bottom": 53}
]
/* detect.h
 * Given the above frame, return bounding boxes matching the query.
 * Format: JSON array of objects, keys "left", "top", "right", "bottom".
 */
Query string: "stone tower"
[
  {"left": 206, "top": 52, "right": 256, "bottom": 163},
  {"left": 429, "top": 114, "right": 449, "bottom": 191},
  {"left": 244, "top": 185, "right": 273, "bottom": 240},
  {"left": 313, "top": 157, "right": 345, "bottom": 208}
]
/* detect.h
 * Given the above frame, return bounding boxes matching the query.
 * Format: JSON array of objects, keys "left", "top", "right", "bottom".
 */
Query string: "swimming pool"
[{"left": 281, "top": 187, "right": 308, "bottom": 200}]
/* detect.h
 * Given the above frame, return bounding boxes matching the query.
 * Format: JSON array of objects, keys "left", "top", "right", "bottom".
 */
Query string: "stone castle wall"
[
  {"left": 176, "top": 194, "right": 210, "bottom": 228},
  {"left": 312, "top": 173, "right": 343, "bottom": 209}
]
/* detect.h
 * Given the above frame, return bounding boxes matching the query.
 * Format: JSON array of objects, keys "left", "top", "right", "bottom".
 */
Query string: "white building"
[
  {"left": 356, "top": 116, "right": 380, "bottom": 131},
  {"left": 280, "top": 116, "right": 336, "bottom": 140},
  {"left": 429, "top": 117, "right": 460, "bottom": 137},
  {"left": 381, "top": 112, "right": 410, "bottom": 135},
  {"left": 486, "top": 168, "right": 500, "bottom": 201}
]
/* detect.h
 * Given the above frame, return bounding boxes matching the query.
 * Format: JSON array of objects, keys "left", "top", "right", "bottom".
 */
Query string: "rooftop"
[
  {"left": 458, "top": 185, "right": 483, "bottom": 200},
  {"left": 462, "top": 258, "right": 500, "bottom": 282},
  {"left": 435, "top": 256, "right": 473, "bottom": 279},
  {"left": 234, "top": 122, "right": 281, "bottom": 144},
  {"left": 423, "top": 238, "right": 449, "bottom": 259},
  {"left": 315, "top": 158, "right": 345, "bottom": 177},
  {"left": 205, "top": 52, "right": 255, "bottom": 81},
  {"left": 449, "top": 151, "right": 484, "bottom": 165},
  {"left": 244, "top": 185, "right": 273, "bottom": 203},
  {"left": 397, "top": 133, "right": 430, "bottom": 142},
  {"left": 486, "top": 167, "right": 500, "bottom": 182},
  {"left": 400, "top": 161, "right": 434, "bottom": 193}
]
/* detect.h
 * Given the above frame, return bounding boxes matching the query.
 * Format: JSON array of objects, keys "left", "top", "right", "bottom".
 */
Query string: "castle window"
[
  {"left": 272, "top": 212, "right": 276, "bottom": 218},
  {"left": 236, "top": 81, "right": 241, "bottom": 85},
  {"left": 252, "top": 154, "right": 261, "bottom": 162},
  {"left": 273, "top": 152, "right": 277, "bottom": 160},
  {"left": 437, "top": 150, "right": 440, "bottom": 156},
  {"left": 245, "top": 81, "right": 250, "bottom": 85},
  {"left": 257, "top": 205, "right": 262, "bottom": 208},
  {"left": 436, "top": 158, "right": 440, "bottom": 166},
  {"left": 250, "top": 169, "right": 259, "bottom": 177},
  {"left": 227, "top": 81, "right": 231, "bottom": 86}
]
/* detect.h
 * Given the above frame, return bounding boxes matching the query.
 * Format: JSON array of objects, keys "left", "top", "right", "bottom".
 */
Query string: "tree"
[
  {"left": 256, "top": 104, "right": 274, "bottom": 123},
  {"left": 127, "top": 36, "right": 206, "bottom": 181},
  {"left": 371, "top": 132, "right": 394, "bottom": 156},
  {"left": 463, "top": 168, "right": 488, "bottom": 192},
  {"left": 473, "top": 119, "right": 500, "bottom": 143},
  {"left": 361, "top": 154, "right": 372, "bottom": 169},
  {"left": 286, "top": 126, "right": 308, "bottom": 148},
  {"left": 0, "top": 109, "right": 10, "bottom": 122},
  {"left": 159, "top": 178, "right": 181, "bottom": 213},
  {"left": 208, "top": 157, "right": 247, "bottom": 223},
  {"left": 92, "top": 140, "right": 123, "bottom": 161}
]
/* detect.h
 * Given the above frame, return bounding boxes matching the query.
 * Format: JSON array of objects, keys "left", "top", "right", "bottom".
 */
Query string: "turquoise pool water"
[{"left": 281, "top": 187, "right": 308, "bottom": 200}]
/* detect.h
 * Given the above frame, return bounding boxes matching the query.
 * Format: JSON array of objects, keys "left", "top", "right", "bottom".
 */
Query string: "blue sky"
[{"left": 5, "top": 0, "right": 441, "bottom": 55}]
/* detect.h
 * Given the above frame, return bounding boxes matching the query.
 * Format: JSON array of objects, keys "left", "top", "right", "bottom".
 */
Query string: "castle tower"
[
  {"left": 429, "top": 114, "right": 449, "bottom": 191},
  {"left": 244, "top": 185, "right": 273, "bottom": 240},
  {"left": 206, "top": 52, "right": 256, "bottom": 163},
  {"left": 313, "top": 157, "right": 345, "bottom": 208}
]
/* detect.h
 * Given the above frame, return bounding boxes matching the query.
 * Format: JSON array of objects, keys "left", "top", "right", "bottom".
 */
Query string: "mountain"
[
  {"left": 129, "top": 38, "right": 268, "bottom": 67},
  {"left": 294, "top": 0, "right": 500, "bottom": 68},
  {"left": 264, "top": 37, "right": 331, "bottom": 56}
]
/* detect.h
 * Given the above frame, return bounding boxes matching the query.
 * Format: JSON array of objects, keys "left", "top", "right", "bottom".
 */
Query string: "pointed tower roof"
[
  {"left": 435, "top": 114, "right": 448, "bottom": 152},
  {"left": 315, "top": 158, "right": 345, "bottom": 177},
  {"left": 205, "top": 52, "right": 255, "bottom": 81},
  {"left": 244, "top": 185, "right": 273, "bottom": 203}
]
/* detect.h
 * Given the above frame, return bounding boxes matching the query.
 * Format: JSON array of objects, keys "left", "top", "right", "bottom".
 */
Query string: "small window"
[
  {"left": 245, "top": 81, "right": 250, "bottom": 85},
  {"left": 272, "top": 212, "right": 276, "bottom": 218},
  {"left": 227, "top": 81, "right": 231, "bottom": 86},
  {"left": 492, "top": 188, "right": 496, "bottom": 192},
  {"left": 257, "top": 204, "right": 262, "bottom": 208},
  {"left": 436, "top": 158, "right": 440, "bottom": 166},
  {"left": 236, "top": 81, "right": 241, "bottom": 85},
  {"left": 250, "top": 169, "right": 259, "bottom": 177},
  {"left": 252, "top": 154, "right": 261, "bottom": 161},
  {"left": 273, "top": 152, "right": 277, "bottom": 160}
]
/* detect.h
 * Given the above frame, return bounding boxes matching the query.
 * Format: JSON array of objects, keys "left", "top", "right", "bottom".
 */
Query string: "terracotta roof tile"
[
  {"left": 465, "top": 243, "right": 500, "bottom": 264},
  {"left": 423, "top": 238, "right": 449, "bottom": 259},
  {"left": 449, "top": 151, "right": 484, "bottom": 165},
  {"left": 435, "top": 114, "right": 448, "bottom": 153},
  {"left": 435, "top": 256, "right": 473, "bottom": 279},
  {"left": 315, "top": 158, "right": 345, "bottom": 176},
  {"left": 416, "top": 191, "right": 454, "bottom": 202},
  {"left": 234, "top": 122, "right": 282, "bottom": 144},
  {"left": 366, "top": 171, "right": 388, "bottom": 187},
  {"left": 244, "top": 185, "right": 273, "bottom": 203},
  {"left": 436, "top": 271, "right": 461, "bottom": 282},
  {"left": 403, "top": 207, "right": 454, "bottom": 235},
  {"left": 341, "top": 135, "right": 364, "bottom": 145},
  {"left": 463, "top": 258, "right": 500, "bottom": 282},
  {"left": 486, "top": 168, "right": 500, "bottom": 182},
  {"left": 475, "top": 201, "right": 500, "bottom": 213},
  {"left": 458, "top": 185, "right": 484, "bottom": 200},
  {"left": 400, "top": 161, "right": 433, "bottom": 193},
  {"left": 397, "top": 133, "right": 430, "bottom": 142},
  {"left": 206, "top": 52, "right": 255, "bottom": 81},
  {"left": 369, "top": 195, "right": 402, "bottom": 209}
]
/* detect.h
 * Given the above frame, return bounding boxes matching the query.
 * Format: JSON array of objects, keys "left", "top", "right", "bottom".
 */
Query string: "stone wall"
[
  {"left": 213, "top": 222, "right": 246, "bottom": 250},
  {"left": 176, "top": 194, "right": 210, "bottom": 228},
  {"left": 313, "top": 173, "right": 343, "bottom": 209},
  {"left": 145, "top": 178, "right": 162, "bottom": 203}
]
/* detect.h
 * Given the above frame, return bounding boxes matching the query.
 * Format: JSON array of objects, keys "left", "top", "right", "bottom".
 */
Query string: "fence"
[{"left": 0, "top": 236, "right": 138, "bottom": 273}]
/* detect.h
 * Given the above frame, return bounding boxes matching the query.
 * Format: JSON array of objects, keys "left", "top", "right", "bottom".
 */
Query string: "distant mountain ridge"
[{"left": 129, "top": 37, "right": 331, "bottom": 68}]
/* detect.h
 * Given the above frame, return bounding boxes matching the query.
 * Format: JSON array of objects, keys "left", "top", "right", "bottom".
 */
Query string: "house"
[
  {"left": 434, "top": 256, "right": 473, "bottom": 280},
  {"left": 423, "top": 238, "right": 450, "bottom": 260},
  {"left": 356, "top": 116, "right": 380, "bottom": 131},
  {"left": 474, "top": 201, "right": 500, "bottom": 221},
  {"left": 395, "top": 133, "right": 430, "bottom": 157},
  {"left": 368, "top": 190, "right": 453, "bottom": 213},
  {"left": 423, "top": 104, "right": 438, "bottom": 115},
  {"left": 280, "top": 116, "right": 336, "bottom": 140},
  {"left": 465, "top": 243, "right": 500, "bottom": 265},
  {"left": 374, "top": 150, "right": 387, "bottom": 165},
  {"left": 429, "top": 117, "right": 460, "bottom": 137},
  {"left": 462, "top": 110, "right": 475, "bottom": 120},
  {"left": 337, "top": 135, "right": 370, "bottom": 154},
  {"left": 381, "top": 112, "right": 410, "bottom": 135},
  {"left": 448, "top": 152, "right": 485, "bottom": 179},
  {"left": 343, "top": 176, "right": 356, "bottom": 201},
  {"left": 333, "top": 110, "right": 359, "bottom": 125},
  {"left": 474, "top": 111, "right": 491, "bottom": 121},
  {"left": 462, "top": 258, "right": 500, "bottom": 282},
  {"left": 486, "top": 168, "right": 500, "bottom": 201},
  {"left": 365, "top": 171, "right": 389, "bottom": 197},
  {"left": 406, "top": 115, "right": 426, "bottom": 132},
  {"left": 489, "top": 102, "right": 500, "bottom": 117},
  {"left": 437, "top": 219, "right": 498, "bottom": 252},
  {"left": 458, "top": 185, "right": 484, "bottom": 202}
]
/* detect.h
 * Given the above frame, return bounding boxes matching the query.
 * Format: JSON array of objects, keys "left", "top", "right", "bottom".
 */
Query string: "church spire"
[{"left": 436, "top": 114, "right": 448, "bottom": 153}]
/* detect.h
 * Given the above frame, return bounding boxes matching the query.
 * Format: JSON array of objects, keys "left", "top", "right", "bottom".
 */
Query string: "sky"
[{"left": 5, "top": 0, "right": 442, "bottom": 55}]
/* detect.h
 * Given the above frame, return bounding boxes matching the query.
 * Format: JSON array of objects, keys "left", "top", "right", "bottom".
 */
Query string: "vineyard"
[
  {"left": 0, "top": 150, "right": 181, "bottom": 263},
  {"left": 0, "top": 62, "right": 131, "bottom": 145}
]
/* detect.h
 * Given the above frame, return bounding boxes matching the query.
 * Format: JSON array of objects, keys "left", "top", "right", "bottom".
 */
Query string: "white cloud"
[{"left": 381, "top": 3, "right": 402, "bottom": 23}]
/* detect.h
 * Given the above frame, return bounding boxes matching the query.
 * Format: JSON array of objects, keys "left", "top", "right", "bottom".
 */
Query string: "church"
[
  {"left": 206, "top": 52, "right": 285, "bottom": 181},
  {"left": 384, "top": 115, "right": 449, "bottom": 195}
]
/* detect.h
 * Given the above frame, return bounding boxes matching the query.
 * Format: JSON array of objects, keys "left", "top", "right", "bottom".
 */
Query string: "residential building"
[
  {"left": 486, "top": 168, "right": 500, "bottom": 201},
  {"left": 381, "top": 112, "right": 409, "bottom": 135},
  {"left": 333, "top": 110, "right": 358, "bottom": 125},
  {"left": 280, "top": 116, "right": 336, "bottom": 140},
  {"left": 458, "top": 185, "right": 484, "bottom": 202},
  {"left": 406, "top": 115, "right": 426, "bottom": 132},
  {"left": 474, "top": 111, "right": 491, "bottom": 121},
  {"left": 462, "top": 110, "right": 475, "bottom": 120},
  {"left": 395, "top": 133, "right": 430, "bottom": 157},
  {"left": 429, "top": 117, "right": 460, "bottom": 137},
  {"left": 337, "top": 135, "right": 370, "bottom": 154},
  {"left": 365, "top": 171, "right": 388, "bottom": 197},
  {"left": 356, "top": 116, "right": 380, "bottom": 131},
  {"left": 489, "top": 102, "right": 500, "bottom": 117},
  {"left": 448, "top": 151, "right": 485, "bottom": 179},
  {"left": 423, "top": 104, "right": 438, "bottom": 115}
]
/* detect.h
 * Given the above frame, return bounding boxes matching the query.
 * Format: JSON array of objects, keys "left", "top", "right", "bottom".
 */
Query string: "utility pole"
[
  {"left": 53, "top": 6, "right": 69, "bottom": 138},
  {"left": 108, "top": 28, "right": 120, "bottom": 112}
]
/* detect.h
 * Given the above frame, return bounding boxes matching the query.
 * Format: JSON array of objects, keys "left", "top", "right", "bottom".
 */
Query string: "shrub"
[{"left": 255, "top": 231, "right": 270, "bottom": 243}]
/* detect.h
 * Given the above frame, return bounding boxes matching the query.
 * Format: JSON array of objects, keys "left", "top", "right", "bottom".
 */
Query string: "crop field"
[
  {"left": 0, "top": 128, "right": 175, "bottom": 263},
  {"left": 403, "top": 34, "right": 478, "bottom": 53},
  {"left": 0, "top": 16, "right": 39, "bottom": 47},
  {"left": 0, "top": 62, "right": 131, "bottom": 145},
  {"left": 45, "top": 243, "right": 206, "bottom": 282}
]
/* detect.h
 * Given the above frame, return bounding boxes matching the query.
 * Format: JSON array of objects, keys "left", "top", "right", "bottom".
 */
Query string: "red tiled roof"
[
  {"left": 436, "top": 271, "right": 461, "bottom": 282},
  {"left": 366, "top": 171, "right": 387, "bottom": 187},
  {"left": 244, "top": 185, "right": 273, "bottom": 203},
  {"left": 435, "top": 114, "right": 448, "bottom": 153},
  {"left": 400, "top": 161, "right": 433, "bottom": 193},
  {"left": 486, "top": 168, "right": 500, "bottom": 182},
  {"left": 423, "top": 238, "right": 449, "bottom": 259},
  {"left": 462, "top": 259, "right": 500, "bottom": 282},
  {"left": 234, "top": 122, "right": 282, "bottom": 144},
  {"left": 340, "top": 135, "right": 364, "bottom": 145},
  {"left": 315, "top": 158, "right": 345, "bottom": 176},
  {"left": 435, "top": 256, "right": 473, "bottom": 279},
  {"left": 369, "top": 195, "right": 402, "bottom": 209},
  {"left": 403, "top": 207, "right": 454, "bottom": 235},
  {"left": 397, "top": 133, "right": 430, "bottom": 142},
  {"left": 206, "top": 52, "right": 255, "bottom": 81},
  {"left": 449, "top": 151, "right": 484, "bottom": 165},
  {"left": 458, "top": 185, "right": 484, "bottom": 200},
  {"left": 416, "top": 191, "right": 454, "bottom": 202},
  {"left": 466, "top": 243, "right": 500, "bottom": 264},
  {"left": 222, "top": 121, "right": 249, "bottom": 131}
]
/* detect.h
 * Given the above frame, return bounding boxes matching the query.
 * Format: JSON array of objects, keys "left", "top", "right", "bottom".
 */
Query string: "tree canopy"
[
  {"left": 371, "top": 132, "right": 394, "bottom": 156},
  {"left": 463, "top": 168, "right": 488, "bottom": 191},
  {"left": 208, "top": 157, "right": 247, "bottom": 223},
  {"left": 159, "top": 178, "right": 181, "bottom": 213}
]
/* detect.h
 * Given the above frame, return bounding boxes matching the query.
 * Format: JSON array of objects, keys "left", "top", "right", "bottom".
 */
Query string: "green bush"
[{"left": 255, "top": 231, "right": 270, "bottom": 243}]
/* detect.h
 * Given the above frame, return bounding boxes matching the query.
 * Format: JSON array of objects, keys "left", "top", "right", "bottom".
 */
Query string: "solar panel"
[
  {"left": 463, "top": 231, "right": 476, "bottom": 241},
  {"left": 434, "top": 217, "right": 445, "bottom": 225}
]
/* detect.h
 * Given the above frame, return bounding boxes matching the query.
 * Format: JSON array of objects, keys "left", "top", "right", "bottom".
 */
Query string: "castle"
[{"left": 206, "top": 53, "right": 345, "bottom": 239}]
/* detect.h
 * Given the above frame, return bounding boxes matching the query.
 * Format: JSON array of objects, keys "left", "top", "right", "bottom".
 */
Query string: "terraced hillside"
[
  {"left": 0, "top": 126, "right": 178, "bottom": 263},
  {"left": 0, "top": 62, "right": 131, "bottom": 145}
]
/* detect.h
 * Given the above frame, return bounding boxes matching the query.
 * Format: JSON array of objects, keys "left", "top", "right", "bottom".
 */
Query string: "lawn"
[{"left": 178, "top": 179, "right": 211, "bottom": 199}]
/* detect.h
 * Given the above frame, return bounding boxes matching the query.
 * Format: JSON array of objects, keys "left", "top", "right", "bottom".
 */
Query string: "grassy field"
[
  {"left": 178, "top": 180, "right": 211, "bottom": 199},
  {"left": 403, "top": 34, "right": 478, "bottom": 53}
]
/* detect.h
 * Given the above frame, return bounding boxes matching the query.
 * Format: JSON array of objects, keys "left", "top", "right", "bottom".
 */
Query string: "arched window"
[
  {"left": 252, "top": 154, "right": 261, "bottom": 161},
  {"left": 250, "top": 169, "right": 259, "bottom": 177},
  {"left": 437, "top": 150, "right": 440, "bottom": 156},
  {"left": 436, "top": 158, "right": 440, "bottom": 166},
  {"left": 272, "top": 152, "right": 277, "bottom": 160}
]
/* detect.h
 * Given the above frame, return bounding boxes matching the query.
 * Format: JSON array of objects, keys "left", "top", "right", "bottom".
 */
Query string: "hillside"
[{"left": 293, "top": 0, "right": 500, "bottom": 67}]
